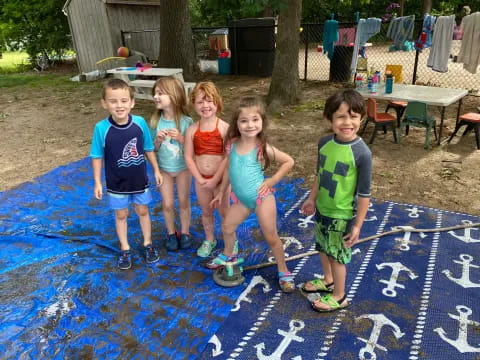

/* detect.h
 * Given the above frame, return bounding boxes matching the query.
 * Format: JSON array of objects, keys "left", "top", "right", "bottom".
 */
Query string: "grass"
[{"left": 0, "top": 51, "right": 30, "bottom": 73}]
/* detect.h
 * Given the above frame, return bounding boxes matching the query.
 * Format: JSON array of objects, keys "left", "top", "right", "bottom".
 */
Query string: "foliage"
[
  {"left": 0, "top": 50, "right": 29, "bottom": 73},
  {"left": 0, "top": 0, "right": 71, "bottom": 66}
]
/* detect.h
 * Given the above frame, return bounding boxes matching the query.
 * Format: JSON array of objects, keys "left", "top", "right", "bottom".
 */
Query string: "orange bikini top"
[{"left": 193, "top": 118, "right": 224, "bottom": 156}]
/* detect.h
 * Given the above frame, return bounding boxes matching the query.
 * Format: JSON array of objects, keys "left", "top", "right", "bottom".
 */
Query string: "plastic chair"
[
  {"left": 360, "top": 98, "right": 398, "bottom": 144},
  {"left": 384, "top": 64, "right": 407, "bottom": 124},
  {"left": 398, "top": 101, "right": 437, "bottom": 149},
  {"left": 447, "top": 112, "right": 480, "bottom": 149}
]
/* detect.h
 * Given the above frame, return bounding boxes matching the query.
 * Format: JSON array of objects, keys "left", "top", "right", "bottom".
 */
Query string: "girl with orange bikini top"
[{"left": 184, "top": 81, "right": 230, "bottom": 258}]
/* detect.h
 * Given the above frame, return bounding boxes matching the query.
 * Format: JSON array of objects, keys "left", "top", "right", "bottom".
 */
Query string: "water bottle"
[
  {"left": 355, "top": 75, "right": 363, "bottom": 89},
  {"left": 367, "top": 76, "right": 373, "bottom": 92},
  {"left": 385, "top": 71, "right": 393, "bottom": 94}
]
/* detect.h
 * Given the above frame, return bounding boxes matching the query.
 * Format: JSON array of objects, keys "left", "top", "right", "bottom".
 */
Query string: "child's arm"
[
  {"left": 257, "top": 144, "right": 294, "bottom": 196},
  {"left": 300, "top": 175, "right": 319, "bottom": 215},
  {"left": 202, "top": 156, "right": 227, "bottom": 190},
  {"left": 344, "top": 196, "right": 370, "bottom": 248},
  {"left": 145, "top": 151, "right": 163, "bottom": 186},
  {"left": 184, "top": 124, "right": 206, "bottom": 185},
  {"left": 92, "top": 158, "right": 103, "bottom": 200}
]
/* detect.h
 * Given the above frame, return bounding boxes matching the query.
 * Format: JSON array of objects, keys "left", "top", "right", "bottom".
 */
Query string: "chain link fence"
[
  {"left": 122, "top": 22, "right": 479, "bottom": 94},
  {"left": 300, "top": 21, "right": 480, "bottom": 94}
]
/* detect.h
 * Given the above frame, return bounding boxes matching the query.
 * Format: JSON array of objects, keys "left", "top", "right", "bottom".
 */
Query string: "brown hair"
[
  {"left": 227, "top": 96, "right": 271, "bottom": 170},
  {"left": 102, "top": 78, "right": 133, "bottom": 99},
  {"left": 323, "top": 89, "right": 366, "bottom": 121},
  {"left": 149, "top": 77, "right": 189, "bottom": 130},
  {"left": 189, "top": 81, "right": 223, "bottom": 114}
]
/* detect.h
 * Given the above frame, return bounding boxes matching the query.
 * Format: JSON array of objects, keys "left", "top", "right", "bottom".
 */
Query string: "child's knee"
[
  {"left": 134, "top": 204, "right": 149, "bottom": 217},
  {"left": 115, "top": 209, "right": 128, "bottom": 221},
  {"left": 162, "top": 200, "right": 175, "bottom": 213},
  {"left": 178, "top": 197, "right": 190, "bottom": 210},
  {"left": 221, "top": 221, "right": 236, "bottom": 235}
]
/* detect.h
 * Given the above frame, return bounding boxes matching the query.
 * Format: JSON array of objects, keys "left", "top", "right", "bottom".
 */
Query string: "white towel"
[
  {"left": 457, "top": 12, "right": 480, "bottom": 74},
  {"left": 427, "top": 15, "right": 455, "bottom": 72}
]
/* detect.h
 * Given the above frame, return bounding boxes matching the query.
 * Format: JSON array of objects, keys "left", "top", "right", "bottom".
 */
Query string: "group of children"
[{"left": 90, "top": 77, "right": 371, "bottom": 312}]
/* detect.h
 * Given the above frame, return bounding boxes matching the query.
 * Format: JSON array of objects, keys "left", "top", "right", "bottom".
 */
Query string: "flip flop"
[
  {"left": 301, "top": 279, "right": 334, "bottom": 293},
  {"left": 311, "top": 294, "right": 349, "bottom": 313}
]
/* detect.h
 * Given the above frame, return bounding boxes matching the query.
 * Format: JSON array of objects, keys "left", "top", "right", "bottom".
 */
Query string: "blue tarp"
[{"left": 0, "top": 157, "right": 302, "bottom": 359}]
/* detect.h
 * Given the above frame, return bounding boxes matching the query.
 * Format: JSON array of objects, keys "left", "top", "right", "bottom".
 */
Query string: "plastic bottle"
[
  {"left": 370, "top": 75, "right": 378, "bottom": 93},
  {"left": 385, "top": 71, "right": 393, "bottom": 94},
  {"left": 367, "top": 76, "right": 373, "bottom": 92},
  {"left": 355, "top": 75, "right": 363, "bottom": 89}
]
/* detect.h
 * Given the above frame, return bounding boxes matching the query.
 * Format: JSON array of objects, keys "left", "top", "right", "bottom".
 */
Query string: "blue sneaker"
[
  {"left": 144, "top": 244, "right": 160, "bottom": 263},
  {"left": 166, "top": 233, "right": 179, "bottom": 251},
  {"left": 179, "top": 233, "right": 192, "bottom": 249},
  {"left": 118, "top": 250, "right": 132, "bottom": 270}
]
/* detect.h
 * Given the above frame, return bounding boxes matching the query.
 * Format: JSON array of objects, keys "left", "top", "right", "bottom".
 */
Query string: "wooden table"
[
  {"left": 357, "top": 84, "right": 469, "bottom": 145},
  {"left": 106, "top": 67, "right": 187, "bottom": 100}
]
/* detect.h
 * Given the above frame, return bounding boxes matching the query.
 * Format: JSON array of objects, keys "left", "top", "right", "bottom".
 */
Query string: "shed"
[{"left": 63, "top": 0, "right": 160, "bottom": 73}]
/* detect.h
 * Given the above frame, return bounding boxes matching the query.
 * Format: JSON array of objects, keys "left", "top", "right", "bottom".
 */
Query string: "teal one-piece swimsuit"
[{"left": 229, "top": 142, "right": 271, "bottom": 210}]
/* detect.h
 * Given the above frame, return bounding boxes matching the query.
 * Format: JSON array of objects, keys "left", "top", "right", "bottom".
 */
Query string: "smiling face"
[
  {"left": 153, "top": 86, "right": 173, "bottom": 112},
  {"left": 330, "top": 102, "right": 362, "bottom": 142},
  {"left": 237, "top": 106, "right": 263, "bottom": 139},
  {"left": 101, "top": 87, "right": 134, "bottom": 124},
  {"left": 193, "top": 91, "right": 218, "bottom": 120}
]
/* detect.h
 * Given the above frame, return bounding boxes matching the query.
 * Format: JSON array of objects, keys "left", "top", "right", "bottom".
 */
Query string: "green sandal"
[
  {"left": 311, "top": 294, "right": 349, "bottom": 313},
  {"left": 301, "top": 279, "right": 334, "bottom": 293}
]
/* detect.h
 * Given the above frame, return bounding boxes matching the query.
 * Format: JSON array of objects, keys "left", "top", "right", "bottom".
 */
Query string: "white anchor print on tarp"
[
  {"left": 442, "top": 254, "right": 480, "bottom": 288},
  {"left": 448, "top": 220, "right": 480, "bottom": 243},
  {"left": 434, "top": 305, "right": 480, "bottom": 353},
  {"left": 376, "top": 262, "right": 418, "bottom": 297},
  {"left": 356, "top": 313, "right": 405, "bottom": 360},
  {"left": 207, "top": 334, "right": 223, "bottom": 357},
  {"left": 231, "top": 275, "right": 272, "bottom": 312},
  {"left": 268, "top": 237, "right": 303, "bottom": 263},
  {"left": 254, "top": 320, "right": 305, "bottom": 360}
]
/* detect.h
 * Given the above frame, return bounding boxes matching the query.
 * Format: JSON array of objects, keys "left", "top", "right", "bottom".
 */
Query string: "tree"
[
  {"left": 0, "top": 0, "right": 70, "bottom": 64},
  {"left": 158, "top": 0, "right": 198, "bottom": 80},
  {"left": 266, "top": 0, "right": 302, "bottom": 107}
]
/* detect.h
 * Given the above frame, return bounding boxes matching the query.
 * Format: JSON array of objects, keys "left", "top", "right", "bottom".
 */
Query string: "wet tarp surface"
[{"left": 0, "top": 158, "right": 303, "bottom": 359}]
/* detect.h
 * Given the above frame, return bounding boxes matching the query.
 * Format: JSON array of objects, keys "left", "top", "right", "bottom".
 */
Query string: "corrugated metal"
[{"left": 104, "top": 0, "right": 159, "bottom": 5}]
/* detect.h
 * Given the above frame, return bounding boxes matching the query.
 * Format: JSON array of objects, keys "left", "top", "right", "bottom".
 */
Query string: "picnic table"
[
  {"left": 106, "top": 67, "right": 195, "bottom": 100},
  {"left": 357, "top": 83, "right": 469, "bottom": 145}
]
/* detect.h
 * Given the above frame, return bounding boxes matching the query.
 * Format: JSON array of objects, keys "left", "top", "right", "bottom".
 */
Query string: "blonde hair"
[
  {"left": 189, "top": 81, "right": 223, "bottom": 115},
  {"left": 227, "top": 96, "right": 271, "bottom": 170},
  {"left": 149, "top": 77, "right": 189, "bottom": 130}
]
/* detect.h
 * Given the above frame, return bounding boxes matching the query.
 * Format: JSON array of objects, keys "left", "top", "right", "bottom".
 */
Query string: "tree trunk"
[
  {"left": 422, "top": 0, "right": 432, "bottom": 14},
  {"left": 266, "top": 0, "right": 302, "bottom": 108},
  {"left": 158, "top": 0, "right": 198, "bottom": 80}
]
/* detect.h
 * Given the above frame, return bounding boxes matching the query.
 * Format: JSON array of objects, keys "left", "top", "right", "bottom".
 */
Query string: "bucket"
[{"left": 218, "top": 58, "right": 231, "bottom": 75}]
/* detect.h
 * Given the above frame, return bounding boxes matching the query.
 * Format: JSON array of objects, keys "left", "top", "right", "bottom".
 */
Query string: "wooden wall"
[
  {"left": 65, "top": 0, "right": 160, "bottom": 73},
  {"left": 106, "top": 4, "right": 160, "bottom": 62}
]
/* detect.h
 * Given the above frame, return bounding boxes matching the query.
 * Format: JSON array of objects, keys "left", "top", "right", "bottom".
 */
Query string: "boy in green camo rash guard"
[{"left": 301, "top": 89, "right": 372, "bottom": 312}]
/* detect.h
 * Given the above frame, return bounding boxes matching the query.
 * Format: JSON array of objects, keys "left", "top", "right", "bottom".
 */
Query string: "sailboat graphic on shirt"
[{"left": 117, "top": 138, "right": 144, "bottom": 167}]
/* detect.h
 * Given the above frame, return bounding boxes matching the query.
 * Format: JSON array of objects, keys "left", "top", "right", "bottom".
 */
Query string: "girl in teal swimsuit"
[{"left": 210, "top": 96, "right": 296, "bottom": 293}]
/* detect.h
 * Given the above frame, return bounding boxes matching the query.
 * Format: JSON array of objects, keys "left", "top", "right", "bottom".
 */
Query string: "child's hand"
[
  {"left": 257, "top": 178, "right": 274, "bottom": 197},
  {"left": 168, "top": 128, "right": 182, "bottom": 142},
  {"left": 300, "top": 198, "right": 315, "bottom": 215},
  {"left": 201, "top": 176, "right": 218, "bottom": 190},
  {"left": 94, "top": 183, "right": 103, "bottom": 200},
  {"left": 210, "top": 192, "right": 223, "bottom": 208},
  {"left": 343, "top": 224, "right": 361, "bottom": 248},
  {"left": 154, "top": 170, "right": 163, "bottom": 187},
  {"left": 156, "top": 129, "right": 169, "bottom": 142}
]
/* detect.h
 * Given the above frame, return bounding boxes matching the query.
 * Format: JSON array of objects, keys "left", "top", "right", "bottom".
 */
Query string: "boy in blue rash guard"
[
  {"left": 90, "top": 78, "right": 163, "bottom": 270},
  {"left": 301, "top": 89, "right": 372, "bottom": 312}
]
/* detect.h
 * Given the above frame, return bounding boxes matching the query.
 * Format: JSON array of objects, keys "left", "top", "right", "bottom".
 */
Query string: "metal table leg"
[{"left": 438, "top": 106, "right": 446, "bottom": 145}]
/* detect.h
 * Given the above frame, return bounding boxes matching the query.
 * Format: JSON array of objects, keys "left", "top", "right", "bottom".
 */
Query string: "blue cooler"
[{"left": 218, "top": 58, "right": 231, "bottom": 75}]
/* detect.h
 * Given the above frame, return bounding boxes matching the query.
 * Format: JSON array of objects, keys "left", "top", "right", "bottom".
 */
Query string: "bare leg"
[
  {"left": 134, "top": 203, "right": 152, "bottom": 246},
  {"left": 195, "top": 181, "right": 215, "bottom": 242},
  {"left": 221, "top": 202, "right": 250, "bottom": 255},
  {"left": 256, "top": 195, "right": 288, "bottom": 274},
  {"left": 176, "top": 169, "right": 192, "bottom": 234},
  {"left": 159, "top": 171, "right": 176, "bottom": 234},
  {"left": 115, "top": 208, "right": 129, "bottom": 251}
]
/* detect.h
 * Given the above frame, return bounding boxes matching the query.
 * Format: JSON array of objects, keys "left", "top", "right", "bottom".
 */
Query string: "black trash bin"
[
  {"left": 329, "top": 45, "right": 354, "bottom": 82},
  {"left": 229, "top": 18, "right": 275, "bottom": 76}
]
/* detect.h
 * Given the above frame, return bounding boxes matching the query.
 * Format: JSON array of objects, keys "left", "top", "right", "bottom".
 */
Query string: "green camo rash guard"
[{"left": 316, "top": 134, "right": 372, "bottom": 219}]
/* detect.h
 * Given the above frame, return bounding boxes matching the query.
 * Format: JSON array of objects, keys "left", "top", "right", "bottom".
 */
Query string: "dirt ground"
[{"left": 1, "top": 64, "right": 479, "bottom": 215}]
